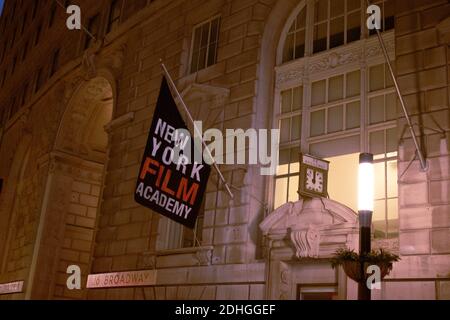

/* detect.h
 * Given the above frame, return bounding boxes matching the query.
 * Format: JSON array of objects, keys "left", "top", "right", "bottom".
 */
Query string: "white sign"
[
  {"left": 302, "top": 154, "right": 329, "bottom": 170},
  {"left": 87, "top": 270, "right": 157, "bottom": 289},
  {"left": 0, "top": 281, "right": 24, "bottom": 295}
]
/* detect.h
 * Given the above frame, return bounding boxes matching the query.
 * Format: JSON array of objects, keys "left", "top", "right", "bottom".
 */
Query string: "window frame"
[
  {"left": 106, "top": 0, "right": 122, "bottom": 34},
  {"left": 188, "top": 15, "right": 221, "bottom": 74},
  {"left": 84, "top": 14, "right": 100, "bottom": 50},
  {"left": 272, "top": 1, "right": 397, "bottom": 235}
]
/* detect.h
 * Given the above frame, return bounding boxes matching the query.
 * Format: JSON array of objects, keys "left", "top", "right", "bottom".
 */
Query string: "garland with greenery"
[{"left": 330, "top": 248, "right": 400, "bottom": 270}]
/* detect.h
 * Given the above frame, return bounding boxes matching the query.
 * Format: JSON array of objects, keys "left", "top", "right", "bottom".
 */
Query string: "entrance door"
[{"left": 297, "top": 285, "right": 338, "bottom": 300}]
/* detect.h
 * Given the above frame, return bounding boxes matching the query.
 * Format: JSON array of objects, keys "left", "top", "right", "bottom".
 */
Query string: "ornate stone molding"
[
  {"left": 308, "top": 50, "right": 361, "bottom": 74},
  {"left": 276, "top": 66, "right": 305, "bottom": 87},
  {"left": 195, "top": 247, "right": 213, "bottom": 266},
  {"left": 278, "top": 262, "right": 291, "bottom": 300},
  {"left": 140, "top": 253, "right": 157, "bottom": 269},
  {"left": 154, "top": 246, "right": 214, "bottom": 268},
  {"left": 48, "top": 151, "right": 104, "bottom": 181},
  {"left": 365, "top": 38, "right": 395, "bottom": 59},
  {"left": 290, "top": 226, "right": 321, "bottom": 258},
  {"left": 275, "top": 31, "right": 395, "bottom": 88},
  {"left": 260, "top": 198, "right": 358, "bottom": 259}
]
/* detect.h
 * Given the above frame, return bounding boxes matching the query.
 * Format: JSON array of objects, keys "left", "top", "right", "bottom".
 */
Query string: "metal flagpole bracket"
[
  {"left": 159, "top": 60, "right": 234, "bottom": 199},
  {"left": 367, "top": 0, "right": 428, "bottom": 171}
]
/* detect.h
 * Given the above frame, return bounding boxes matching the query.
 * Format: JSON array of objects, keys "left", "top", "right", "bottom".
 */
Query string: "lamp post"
[{"left": 357, "top": 153, "right": 374, "bottom": 300}]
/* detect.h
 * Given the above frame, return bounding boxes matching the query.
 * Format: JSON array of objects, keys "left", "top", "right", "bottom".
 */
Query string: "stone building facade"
[{"left": 0, "top": 0, "right": 449, "bottom": 300}]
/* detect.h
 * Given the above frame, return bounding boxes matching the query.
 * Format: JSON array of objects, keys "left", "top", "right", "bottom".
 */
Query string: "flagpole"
[{"left": 160, "top": 61, "right": 234, "bottom": 199}]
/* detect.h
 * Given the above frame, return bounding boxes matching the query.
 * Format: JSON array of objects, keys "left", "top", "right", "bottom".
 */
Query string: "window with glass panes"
[
  {"left": 282, "top": 7, "right": 306, "bottom": 63},
  {"left": 274, "top": 86, "right": 302, "bottom": 208},
  {"left": 283, "top": 0, "right": 395, "bottom": 64},
  {"left": 368, "top": 0, "right": 395, "bottom": 36},
  {"left": 369, "top": 127, "right": 398, "bottom": 239},
  {"left": 107, "top": 0, "right": 122, "bottom": 34},
  {"left": 84, "top": 14, "right": 100, "bottom": 49},
  {"left": 190, "top": 17, "right": 220, "bottom": 74},
  {"left": 156, "top": 201, "right": 205, "bottom": 250},
  {"left": 310, "top": 70, "right": 361, "bottom": 137},
  {"left": 313, "top": 0, "right": 362, "bottom": 53},
  {"left": 274, "top": 1, "right": 398, "bottom": 240},
  {"left": 368, "top": 62, "right": 396, "bottom": 124}
]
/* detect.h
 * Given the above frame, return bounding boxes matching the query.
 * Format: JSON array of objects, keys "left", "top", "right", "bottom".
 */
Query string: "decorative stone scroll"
[{"left": 290, "top": 226, "right": 321, "bottom": 258}]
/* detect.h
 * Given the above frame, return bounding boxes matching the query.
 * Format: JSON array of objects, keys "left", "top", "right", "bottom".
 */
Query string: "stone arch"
[
  {"left": 26, "top": 74, "right": 115, "bottom": 299},
  {"left": 275, "top": 0, "right": 307, "bottom": 66},
  {"left": 55, "top": 75, "right": 115, "bottom": 162},
  {"left": 247, "top": 0, "right": 305, "bottom": 256}
]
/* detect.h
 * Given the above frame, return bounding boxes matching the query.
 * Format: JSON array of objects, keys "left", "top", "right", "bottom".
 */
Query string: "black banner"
[{"left": 135, "top": 77, "right": 211, "bottom": 228}]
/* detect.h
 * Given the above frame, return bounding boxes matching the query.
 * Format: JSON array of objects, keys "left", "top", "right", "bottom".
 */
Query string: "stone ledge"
[
  {"left": 104, "top": 112, "right": 135, "bottom": 133},
  {"left": 153, "top": 246, "right": 214, "bottom": 268}
]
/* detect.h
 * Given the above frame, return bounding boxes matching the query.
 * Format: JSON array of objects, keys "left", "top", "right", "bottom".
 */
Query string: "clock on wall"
[{"left": 298, "top": 153, "right": 329, "bottom": 198}]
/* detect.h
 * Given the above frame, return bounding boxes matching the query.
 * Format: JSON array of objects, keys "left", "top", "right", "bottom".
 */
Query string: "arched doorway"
[{"left": 26, "top": 76, "right": 114, "bottom": 299}]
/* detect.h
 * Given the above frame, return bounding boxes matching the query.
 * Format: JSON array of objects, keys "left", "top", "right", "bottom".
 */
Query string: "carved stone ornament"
[
  {"left": 81, "top": 39, "right": 105, "bottom": 80},
  {"left": 260, "top": 198, "right": 359, "bottom": 259},
  {"left": 196, "top": 247, "right": 213, "bottom": 266},
  {"left": 276, "top": 67, "right": 305, "bottom": 86},
  {"left": 308, "top": 50, "right": 361, "bottom": 73},
  {"left": 275, "top": 31, "right": 395, "bottom": 88},
  {"left": 141, "top": 254, "right": 157, "bottom": 269},
  {"left": 290, "top": 226, "right": 321, "bottom": 258}
]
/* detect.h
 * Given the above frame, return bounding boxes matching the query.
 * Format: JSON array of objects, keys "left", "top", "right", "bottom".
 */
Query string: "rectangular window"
[
  {"left": 107, "top": 0, "right": 122, "bottom": 34},
  {"left": 84, "top": 14, "right": 100, "bottom": 49},
  {"left": 190, "top": 17, "right": 220, "bottom": 73},
  {"left": 274, "top": 147, "right": 301, "bottom": 208},
  {"left": 32, "top": 0, "right": 39, "bottom": 19},
  {"left": 10, "top": 28, "right": 16, "bottom": 49},
  {"left": 22, "top": 40, "right": 28, "bottom": 61},
  {"left": 10, "top": 96, "right": 18, "bottom": 118},
  {"left": 21, "top": 82, "right": 29, "bottom": 106},
  {"left": 369, "top": 0, "right": 395, "bottom": 36},
  {"left": 313, "top": 0, "right": 361, "bottom": 54},
  {"left": 181, "top": 203, "right": 205, "bottom": 248},
  {"left": 34, "top": 23, "right": 42, "bottom": 46},
  {"left": 298, "top": 285, "right": 338, "bottom": 300},
  {"left": 156, "top": 202, "right": 206, "bottom": 250},
  {"left": 11, "top": 55, "right": 17, "bottom": 75},
  {"left": 49, "top": 3, "right": 57, "bottom": 28},
  {"left": 0, "top": 44, "right": 5, "bottom": 63},
  {"left": 21, "top": 12, "right": 27, "bottom": 34},
  {"left": 279, "top": 86, "right": 303, "bottom": 143},
  {"left": 369, "top": 127, "right": 398, "bottom": 239},
  {"left": 309, "top": 70, "right": 361, "bottom": 137},
  {"left": 50, "top": 49, "right": 60, "bottom": 77},
  {"left": 35, "top": 68, "right": 43, "bottom": 93}
]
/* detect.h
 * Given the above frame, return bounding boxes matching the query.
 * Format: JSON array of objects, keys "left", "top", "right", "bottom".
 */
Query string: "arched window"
[
  {"left": 282, "top": 0, "right": 395, "bottom": 63},
  {"left": 274, "top": 0, "right": 398, "bottom": 240},
  {"left": 282, "top": 7, "right": 307, "bottom": 63}
]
